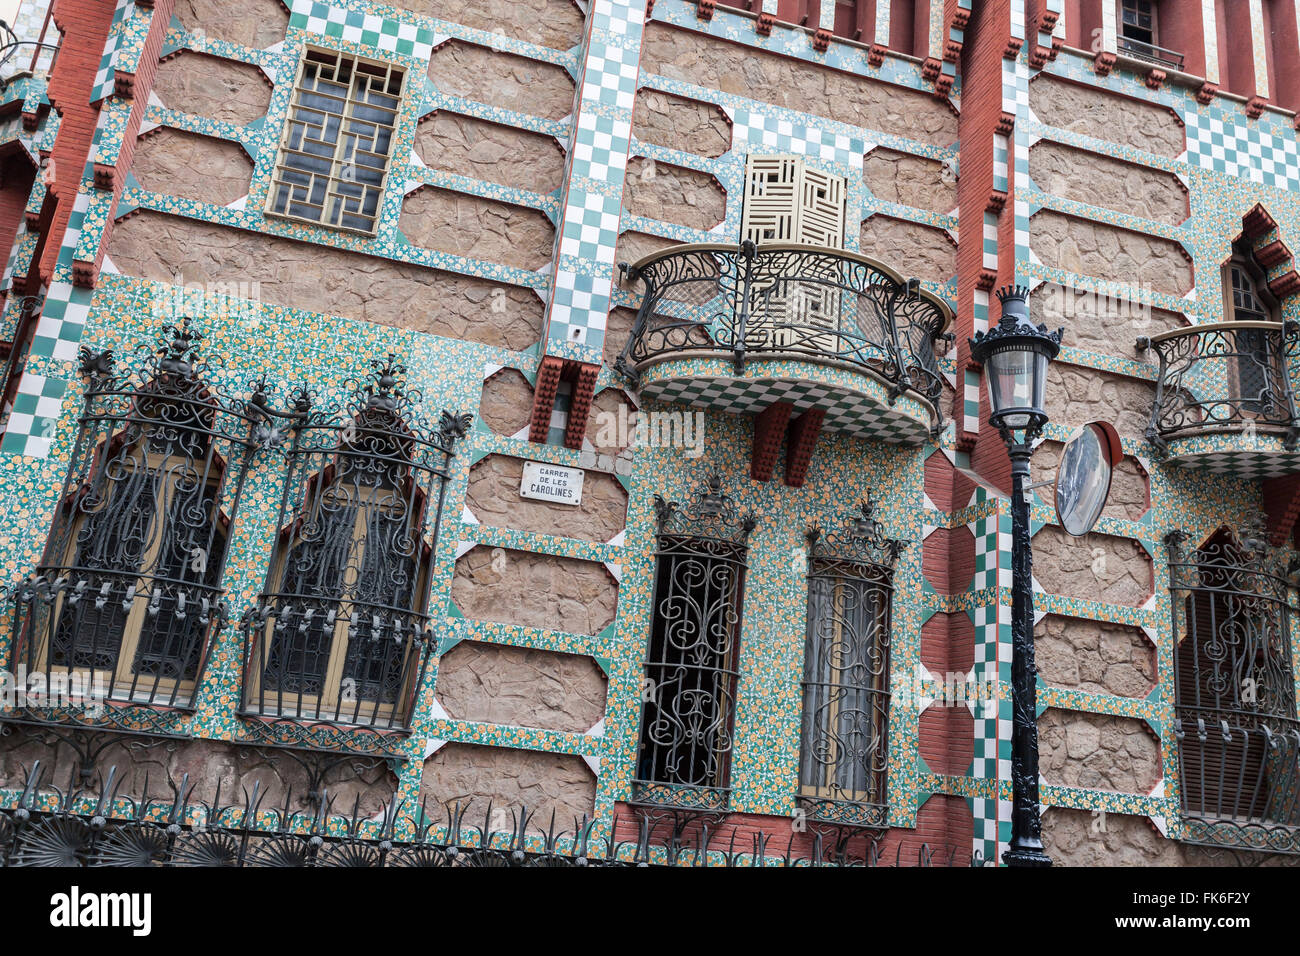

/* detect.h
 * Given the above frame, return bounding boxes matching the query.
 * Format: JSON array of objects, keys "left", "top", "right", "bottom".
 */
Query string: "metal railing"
[
  {"left": 0, "top": 762, "right": 975, "bottom": 867},
  {"left": 617, "top": 242, "right": 953, "bottom": 420},
  {"left": 1137, "top": 321, "right": 1300, "bottom": 453},
  {"left": 1117, "top": 35, "right": 1185, "bottom": 71},
  {"left": 1167, "top": 528, "right": 1300, "bottom": 856}
]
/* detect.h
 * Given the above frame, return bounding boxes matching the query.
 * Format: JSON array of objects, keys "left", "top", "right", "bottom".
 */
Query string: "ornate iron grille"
[
  {"left": 799, "top": 499, "right": 907, "bottom": 827},
  {"left": 616, "top": 242, "right": 953, "bottom": 424},
  {"left": 634, "top": 474, "right": 756, "bottom": 812},
  {"left": 1137, "top": 321, "right": 1300, "bottom": 453},
  {"left": 1167, "top": 527, "right": 1300, "bottom": 855},
  {"left": 8, "top": 322, "right": 271, "bottom": 726},
  {"left": 239, "top": 358, "right": 469, "bottom": 742}
]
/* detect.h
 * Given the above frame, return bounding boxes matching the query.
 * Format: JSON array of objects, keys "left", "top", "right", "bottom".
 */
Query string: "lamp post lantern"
[{"left": 970, "top": 286, "right": 1062, "bottom": 868}]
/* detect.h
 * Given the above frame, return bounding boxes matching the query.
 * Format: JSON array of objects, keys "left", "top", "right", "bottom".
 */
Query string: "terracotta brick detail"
[
  {"left": 528, "top": 355, "right": 565, "bottom": 444},
  {"left": 563, "top": 362, "right": 599, "bottom": 450},
  {"left": 1242, "top": 203, "right": 1277, "bottom": 238},
  {"left": 750, "top": 401, "right": 792, "bottom": 482},
  {"left": 756, "top": 11, "right": 775, "bottom": 34},
  {"left": 784, "top": 407, "right": 825, "bottom": 487},
  {"left": 1196, "top": 81, "right": 1218, "bottom": 104}
]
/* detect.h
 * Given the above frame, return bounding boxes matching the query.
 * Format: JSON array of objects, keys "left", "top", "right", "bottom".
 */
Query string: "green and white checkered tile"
[
  {"left": 1165, "top": 449, "right": 1300, "bottom": 478},
  {"left": 90, "top": 0, "right": 133, "bottom": 104},
  {"left": 1, "top": 372, "right": 67, "bottom": 458},
  {"left": 731, "top": 108, "right": 869, "bottom": 170},
  {"left": 289, "top": 0, "right": 436, "bottom": 59},
  {"left": 640, "top": 375, "right": 933, "bottom": 443},
  {"left": 1183, "top": 110, "right": 1300, "bottom": 192}
]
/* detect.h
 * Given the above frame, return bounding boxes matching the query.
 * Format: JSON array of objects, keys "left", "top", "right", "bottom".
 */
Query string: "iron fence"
[{"left": 0, "top": 762, "right": 973, "bottom": 867}]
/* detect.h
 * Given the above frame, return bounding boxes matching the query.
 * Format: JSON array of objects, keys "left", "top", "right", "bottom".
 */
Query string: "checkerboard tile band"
[
  {"left": 732, "top": 108, "right": 868, "bottom": 170},
  {"left": 1184, "top": 111, "right": 1300, "bottom": 192},
  {"left": 90, "top": 0, "right": 133, "bottom": 104},
  {"left": 1165, "top": 449, "right": 1300, "bottom": 478},
  {"left": 289, "top": 0, "right": 435, "bottom": 59},
  {"left": 548, "top": 270, "right": 612, "bottom": 347},
  {"left": 0, "top": 372, "right": 67, "bottom": 458},
  {"left": 640, "top": 376, "right": 932, "bottom": 443}
]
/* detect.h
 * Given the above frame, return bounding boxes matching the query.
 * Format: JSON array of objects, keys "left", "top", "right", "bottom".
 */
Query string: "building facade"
[{"left": 0, "top": 0, "right": 1297, "bottom": 866}]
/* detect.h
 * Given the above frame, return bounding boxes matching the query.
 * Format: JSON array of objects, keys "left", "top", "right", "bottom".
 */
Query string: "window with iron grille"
[
  {"left": 634, "top": 474, "right": 756, "bottom": 811},
  {"left": 240, "top": 358, "right": 469, "bottom": 741},
  {"left": 798, "top": 500, "right": 906, "bottom": 827},
  {"left": 8, "top": 322, "right": 266, "bottom": 720},
  {"left": 1167, "top": 527, "right": 1300, "bottom": 854},
  {"left": 267, "top": 48, "right": 404, "bottom": 235}
]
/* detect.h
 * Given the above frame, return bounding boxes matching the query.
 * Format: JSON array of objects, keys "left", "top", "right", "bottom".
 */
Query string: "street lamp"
[{"left": 969, "top": 286, "right": 1062, "bottom": 868}]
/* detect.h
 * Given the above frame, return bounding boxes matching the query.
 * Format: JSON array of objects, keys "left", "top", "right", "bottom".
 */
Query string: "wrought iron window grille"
[
  {"left": 615, "top": 242, "right": 954, "bottom": 431},
  {"left": 798, "top": 498, "right": 908, "bottom": 828},
  {"left": 1166, "top": 524, "right": 1300, "bottom": 856},
  {"left": 1137, "top": 320, "right": 1300, "bottom": 453},
  {"left": 6, "top": 320, "right": 285, "bottom": 733},
  {"left": 633, "top": 473, "right": 756, "bottom": 812},
  {"left": 0, "top": 761, "right": 972, "bottom": 867},
  {"left": 238, "top": 357, "right": 470, "bottom": 752}
]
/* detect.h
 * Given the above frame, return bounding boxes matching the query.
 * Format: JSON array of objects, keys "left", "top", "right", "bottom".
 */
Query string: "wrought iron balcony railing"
[
  {"left": 616, "top": 242, "right": 952, "bottom": 415},
  {"left": 1117, "top": 35, "right": 1185, "bottom": 71},
  {"left": 1137, "top": 321, "right": 1300, "bottom": 453}
]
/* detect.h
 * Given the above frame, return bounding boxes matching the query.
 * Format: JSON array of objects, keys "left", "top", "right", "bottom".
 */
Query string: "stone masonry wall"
[
  {"left": 1036, "top": 614, "right": 1156, "bottom": 698},
  {"left": 1028, "top": 74, "right": 1185, "bottom": 156},
  {"left": 107, "top": 212, "right": 543, "bottom": 350},
  {"left": 419, "top": 743, "right": 597, "bottom": 823},
  {"left": 426, "top": 40, "right": 575, "bottom": 121},
  {"left": 632, "top": 89, "right": 732, "bottom": 158},
  {"left": 413, "top": 112, "right": 566, "bottom": 195},
  {"left": 435, "top": 640, "right": 607, "bottom": 732},
  {"left": 451, "top": 546, "right": 619, "bottom": 635},
  {"left": 466, "top": 453, "right": 628, "bottom": 542},
  {"left": 152, "top": 52, "right": 272, "bottom": 126},
  {"left": 1031, "top": 526, "right": 1153, "bottom": 608},
  {"left": 862, "top": 148, "right": 957, "bottom": 214},
  {"left": 131, "top": 128, "right": 254, "bottom": 207},
  {"left": 640, "top": 23, "right": 957, "bottom": 146},
  {"left": 1039, "top": 709, "right": 1162, "bottom": 793},
  {"left": 1030, "top": 211, "right": 1193, "bottom": 295},
  {"left": 1028, "top": 141, "right": 1187, "bottom": 225}
]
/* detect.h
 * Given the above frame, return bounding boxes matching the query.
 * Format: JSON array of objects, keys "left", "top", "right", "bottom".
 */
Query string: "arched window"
[
  {"left": 634, "top": 473, "right": 756, "bottom": 811},
  {"left": 1167, "top": 527, "right": 1300, "bottom": 851},
  {"left": 798, "top": 500, "right": 906, "bottom": 827},
  {"left": 241, "top": 359, "right": 468, "bottom": 740},
  {"left": 11, "top": 322, "right": 262, "bottom": 715}
]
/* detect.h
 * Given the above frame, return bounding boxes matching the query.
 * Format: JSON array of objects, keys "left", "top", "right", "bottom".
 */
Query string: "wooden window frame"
[{"left": 266, "top": 47, "right": 405, "bottom": 237}]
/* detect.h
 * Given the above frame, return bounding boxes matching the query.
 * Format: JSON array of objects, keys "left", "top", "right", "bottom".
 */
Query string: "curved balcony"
[
  {"left": 1137, "top": 321, "right": 1300, "bottom": 476},
  {"left": 616, "top": 242, "right": 954, "bottom": 446}
]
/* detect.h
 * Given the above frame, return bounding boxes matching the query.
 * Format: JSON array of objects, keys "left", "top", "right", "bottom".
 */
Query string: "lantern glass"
[{"left": 985, "top": 342, "right": 1048, "bottom": 428}]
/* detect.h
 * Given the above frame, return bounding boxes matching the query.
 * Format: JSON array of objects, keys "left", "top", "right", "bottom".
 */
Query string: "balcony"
[
  {"left": 617, "top": 242, "right": 954, "bottom": 450},
  {"left": 1116, "top": 35, "right": 1184, "bottom": 72},
  {"left": 1137, "top": 321, "right": 1300, "bottom": 476}
]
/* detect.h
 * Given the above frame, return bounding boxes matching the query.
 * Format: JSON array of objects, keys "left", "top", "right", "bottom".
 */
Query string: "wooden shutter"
[{"left": 740, "top": 156, "right": 848, "bottom": 352}]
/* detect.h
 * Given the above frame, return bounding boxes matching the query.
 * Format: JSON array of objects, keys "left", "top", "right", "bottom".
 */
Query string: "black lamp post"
[{"left": 969, "top": 286, "right": 1062, "bottom": 868}]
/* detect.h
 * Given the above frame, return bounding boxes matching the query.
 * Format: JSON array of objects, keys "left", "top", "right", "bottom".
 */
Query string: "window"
[
  {"left": 1167, "top": 528, "right": 1300, "bottom": 848},
  {"left": 1222, "top": 251, "right": 1282, "bottom": 416},
  {"left": 1116, "top": 0, "right": 1183, "bottom": 68},
  {"left": 267, "top": 48, "right": 404, "bottom": 235},
  {"left": 634, "top": 474, "right": 756, "bottom": 810},
  {"left": 9, "top": 322, "right": 259, "bottom": 712},
  {"left": 241, "top": 359, "right": 468, "bottom": 735},
  {"left": 798, "top": 501, "right": 905, "bottom": 827},
  {"left": 1119, "top": 0, "right": 1156, "bottom": 46}
]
